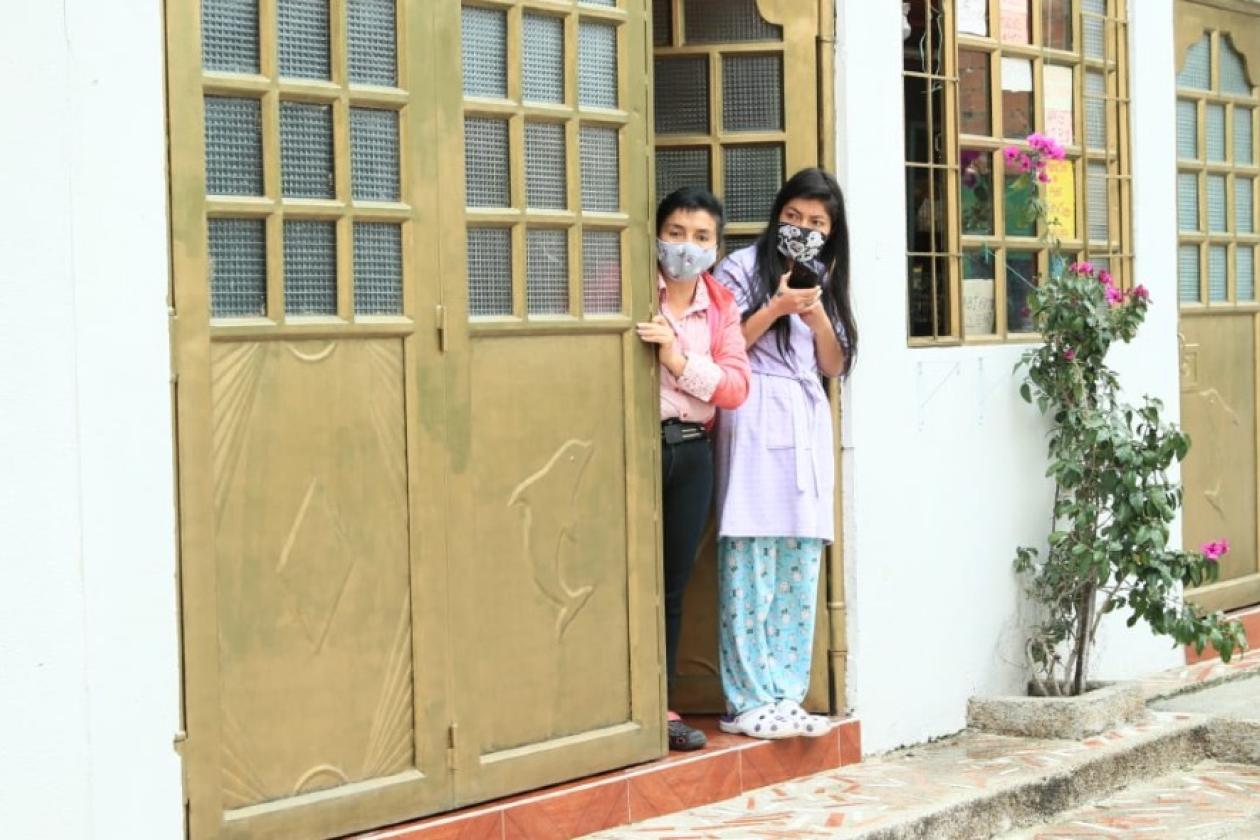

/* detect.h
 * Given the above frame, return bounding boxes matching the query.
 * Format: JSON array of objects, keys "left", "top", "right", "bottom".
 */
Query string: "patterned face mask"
[
  {"left": 776, "top": 222, "right": 827, "bottom": 264},
  {"left": 657, "top": 239, "right": 717, "bottom": 282}
]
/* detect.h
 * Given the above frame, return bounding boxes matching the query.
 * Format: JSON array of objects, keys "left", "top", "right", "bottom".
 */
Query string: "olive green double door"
[{"left": 169, "top": 1, "right": 662, "bottom": 838}]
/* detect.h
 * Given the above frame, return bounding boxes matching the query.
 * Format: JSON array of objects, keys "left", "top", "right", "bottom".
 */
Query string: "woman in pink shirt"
[{"left": 636, "top": 188, "right": 751, "bottom": 750}]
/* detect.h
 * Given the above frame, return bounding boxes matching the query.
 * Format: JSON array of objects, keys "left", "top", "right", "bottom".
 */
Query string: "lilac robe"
[{"left": 712, "top": 246, "right": 837, "bottom": 543}]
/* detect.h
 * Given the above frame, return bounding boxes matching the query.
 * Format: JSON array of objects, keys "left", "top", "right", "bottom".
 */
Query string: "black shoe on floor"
[{"left": 668, "top": 719, "right": 707, "bottom": 751}]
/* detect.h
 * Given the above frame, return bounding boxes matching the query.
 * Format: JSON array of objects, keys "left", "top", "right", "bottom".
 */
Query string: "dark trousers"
[{"left": 661, "top": 437, "right": 714, "bottom": 693}]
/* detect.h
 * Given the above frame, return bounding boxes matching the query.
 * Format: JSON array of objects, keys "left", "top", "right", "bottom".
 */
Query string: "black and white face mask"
[{"left": 776, "top": 222, "right": 827, "bottom": 264}]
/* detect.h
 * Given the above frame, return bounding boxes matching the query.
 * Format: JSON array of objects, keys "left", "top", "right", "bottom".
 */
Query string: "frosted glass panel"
[
  {"left": 656, "top": 147, "right": 710, "bottom": 199},
  {"left": 722, "top": 54, "right": 782, "bottom": 132},
  {"left": 280, "top": 101, "right": 334, "bottom": 198},
  {"left": 724, "top": 145, "right": 783, "bottom": 223},
  {"left": 347, "top": 0, "right": 397, "bottom": 86},
  {"left": 580, "top": 126, "right": 619, "bottom": 212},
  {"left": 525, "top": 122, "right": 567, "bottom": 209},
  {"left": 653, "top": 0, "right": 671, "bottom": 47},
  {"left": 1086, "top": 162, "right": 1108, "bottom": 241},
  {"left": 1178, "top": 172, "right": 1199, "bottom": 232},
  {"left": 1176, "top": 99, "right": 1197, "bottom": 159},
  {"left": 579, "top": 22, "right": 618, "bottom": 108},
  {"left": 1221, "top": 39, "right": 1252, "bottom": 96},
  {"left": 353, "top": 222, "right": 402, "bottom": 315},
  {"left": 1238, "top": 178, "right": 1255, "bottom": 235},
  {"left": 204, "top": 96, "right": 263, "bottom": 195},
  {"left": 1207, "top": 174, "right": 1226, "bottom": 232},
  {"left": 462, "top": 6, "right": 507, "bottom": 98},
  {"left": 284, "top": 220, "right": 337, "bottom": 315},
  {"left": 683, "top": 0, "right": 781, "bottom": 43},
  {"left": 527, "top": 229, "right": 570, "bottom": 314},
  {"left": 523, "top": 14, "right": 564, "bottom": 104},
  {"left": 1237, "top": 108, "right": 1254, "bottom": 165},
  {"left": 278, "top": 0, "right": 330, "bottom": 79},
  {"left": 467, "top": 228, "right": 512, "bottom": 316},
  {"left": 464, "top": 117, "right": 510, "bottom": 208},
  {"left": 350, "top": 107, "right": 400, "bottom": 201},
  {"left": 1085, "top": 71, "right": 1105, "bottom": 149},
  {"left": 1178, "top": 244, "right": 1200, "bottom": 302},
  {"left": 202, "top": 0, "right": 259, "bottom": 73},
  {"left": 1209, "top": 244, "right": 1227, "bottom": 301},
  {"left": 1178, "top": 36, "right": 1210, "bottom": 90},
  {"left": 209, "top": 218, "right": 267, "bottom": 317},
  {"left": 582, "top": 230, "right": 621, "bottom": 314},
  {"left": 1207, "top": 104, "right": 1226, "bottom": 162},
  {"left": 654, "top": 57, "right": 708, "bottom": 134},
  {"left": 1239, "top": 247, "right": 1256, "bottom": 301}
]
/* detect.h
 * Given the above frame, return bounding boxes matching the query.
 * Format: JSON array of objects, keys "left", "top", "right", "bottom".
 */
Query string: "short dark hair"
[{"left": 655, "top": 187, "right": 725, "bottom": 236}]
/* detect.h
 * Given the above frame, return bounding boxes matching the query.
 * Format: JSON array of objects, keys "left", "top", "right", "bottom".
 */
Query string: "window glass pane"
[
  {"left": 1221, "top": 38, "right": 1252, "bottom": 96},
  {"left": 998, "top": 0, "right": 1030, "bottom": 44},
  {"left": 961, "top": 150, "right": 994, "bottom": 235},
  {"left": 464, "top": 117, "right": 510, "bottom": 208},
  {"left": 1238, "top": 178, "right": 1255, "bottom": 235},
  {"left": 1084, "top": 71, "right": 1105, "bottom": 149},
  {"left": 1045, "top": 158, "right": 1076, "bottom": 239},
  {"left": 1045, "top": 65, "right": 1074, "bottom": 146},
  {"left": 280, "top": 101, "right": 334, "bottom": 198},
  {"left": 1000, "top": 57, "right": 1034, "bottom": 139},
  {"left": 652, "top": 0, "right": 671, "bottom": 47},
  {"left": 724, "top": 145, "right": 783, "bottom": 223},
  {"left": 1236, "top": 108, "right": 1254, "bottom": 165},
  {"left": 582, "top": 230, "right": 622, "bottom": 314},
  {"left": 723, "top": 54, "right": 783, "bottom": 132},
  {"left": 1178, "top": 172, "right": 1199, "bottom": 232},
  {"left": 907, "top": 255, "right": 950, "bottom": 338},
  {"left": 347, "top": 0, "right": 397, "bottom": 87},
  {"left": 1209, "top": 244, "right": 1227, "bottom": 301},
  {"left": 655, "top": 56, "right": 708, "bottom": 135},
  {"left": 283, "top": 220, "right": 337, "bottom": 316},
  {"left": 1207, "top": 174, "right": 1227, "bottom": 232},
  {"left": 579, "top": 21, "right": 618, "bottom": 109},
  {"left": 906, "top": 167, "right": 933, "bottom": 251},
  {"left": 1178, "top": 243, "right": 1201, "bottom": 302},
  {"left": 353, "top": 222, "right": 402, "bottom": 315},
  {"left": 1239, "top": 247, "right": 1256, "bottom": 301},
  {"left": 278, "top": 0, "right": 330, "bottom": 80},
  {"left": 683, "top": 0, "right": 782, "bottom": 43},
  {"left": 1005, "top": 172, "right": 1036, "bottom": 236},
  {"left": 350, "top": 107, "right": 400, "bottom": 201},
  {"left": 580, "top": 126, "right": 619, "bottom": 212},
  {"left": 962, "top": 248, "right": 997, "bottom": 336},
  {"left": 1042, "top": 0, "right": 1072, "bottom": 51},
  {"left": 462, "top": 5, "right": 507, "bottom": 98},
  {"left": 959, "top": 51, "right": 991, "bottom": 136},
  {"left": 527, "top": 229, "right": 570, "bottom": 315},
  {"left": 1178, "top": 36, "right": 1210, "bottom": 90},
  {"left": 1206, "top": 104, "right": 1226, "bottom": 162},
  {"left": 957, "top": 0, "right": 988, "bottom": 36},
  {"left": 467, "top": 228, "right": 513, "bottom": 316},
  {"left": 525, "top": 122, "right": 567, "bottom": 210},
  {"left": 904, "top": 76, "right": 930, "bottom": 162},
  {"left": 1006, "top": 250, "right": 1038, "bottom": 333},
  {"left": 1082, "top": 11, "right": 1104, "bottom": 60},
  {"left": 1177, "top": 99, "right": 1198, "bottom": 159},
  {"left": 656, "top": 147, "right": 710, "bottom": 199},
  {"left": 209, "top": 218, "right": 267, "bottom": 317},
  {"left": 202, "top": 0, "right": 259, "bottom": 73},
  {"left": 204, "top": 96, "right": 263, "bottom": 196},
  {"left": 523, "top": 13, "right": 564, "bottom": 104},
  {"left": 1086, "top": 162, "right": 1108, "bottom": 240}
]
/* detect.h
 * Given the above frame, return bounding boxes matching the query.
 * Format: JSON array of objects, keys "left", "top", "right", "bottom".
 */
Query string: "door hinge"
[
  {"left": 446, "top": 723, "right": 459, "bottom": 771},
  {"left": 435, "top": 304, "right": 448, "bottom": 353}
]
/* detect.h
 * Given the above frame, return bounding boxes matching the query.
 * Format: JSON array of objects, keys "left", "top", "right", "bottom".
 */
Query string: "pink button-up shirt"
[{"left": 658, "top": 274, "right": 724, "bottom": 424}]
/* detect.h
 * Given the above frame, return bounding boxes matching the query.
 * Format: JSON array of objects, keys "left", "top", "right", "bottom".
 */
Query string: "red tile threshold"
[
  {"left": 1185, "top": 603, "right": 1260, "bottom": 664},
  {"left": 350, "top": 716, "right": 861, "bottom": 840}
]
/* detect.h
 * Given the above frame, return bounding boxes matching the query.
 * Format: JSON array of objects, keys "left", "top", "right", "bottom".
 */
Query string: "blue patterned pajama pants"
[{"left": 717, "top": 536, "right": 824, "bottom": 716}]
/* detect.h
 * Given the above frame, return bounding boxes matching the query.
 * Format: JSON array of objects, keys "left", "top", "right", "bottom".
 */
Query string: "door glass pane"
[
  {"left": 653, "top": 0, "right": 671, "bottom": 47},
  {"left": 654, "top": 56, "right": 709, "bottom": 135},
  {"left": 525, "top": 122, "right": 567, "bottom": 210},
  {"left": 202, "top": 0, "right": 259, "bottom": 73},
  {"left": 526, "top": 228, "right": 570, "bottom": 314},
  {"left": 1179, "top": 243, "right": 1201, "bottom": 302},
  {"left": 1086, "top": 162, "right": 1108, "bottom": 241},
  {"left": 959, "top": 51, "right": 991, "bottom": 136},
  {"left": 1177, "top": 99, "right": 1198, "bottom": 159},
  {"left": 523, "top": 14, "right": 565, "bottom": 104},
  {"left": 962, "top": 248, "right": 997, "bottom": 336},
  {"left": 724, "top": 145, "right": 783, "bottom": 223},
  {"left": 582, "top": 230, "right": 621, "bottom": 314},
  {"left": 1221, "top": 39, "right": 1252, "bottom": 96},
  {"left": 1237, "top": 178, "right": 1254, "bottom": 234},
  {"left": 1043, "top": 0, "right": 1072, "bottom": 51},
  {"left": 204, "top": 96, "right": 263, "bottom": 196},
  {"left": 1240, "top": 246, "right": 1256, "bottom": 301},
  {"left": 467, "top": 228, "right": 512, "bottom": 316},
  {"left": 1084, "top": 71, "right": 1105, "bottom": 149},
  {"left": 580, "top": 126, "right": 619, "bottom": 212},
  {"left": 722, "top": 54, "right": 783, "bottom": 132},
  {"left": 1006, "top": 250, "right": 1038, "bottom": 333},
  {"left": 961, "top": 149, "right": 994, "bottom": 235},
  {"left": 462, "top": 5, "right": 507, "bottom": 98},
  {"left": 1000, "top": 57, "right": 1034, "bottom": 138},
  {"left": 1178, "top": 36, "right": 1210, "bottom": 90},
  {"left": 284, "top": 220, "right": 337, "bottom": 315},
  {"left": 1207, "top": 104, "right": 1226, "bottom": 162},
  {"left": 209, "top": 218, "right": 267, "bottom": 317},
  {"left": 1178, "top": 172, "right": 1199, "bottom": 232},
  {"left": 1236, "top": 108, "right": 1254, "bottom": 165},
  {"left": 347, "top": 0, "right": 397, "bottom": 87},
  {"left": 579, "top": 21, "right": 618, "bottom": 108},
  {"left": 464, "top": 117, "right": 510, "bottom": 208},
  {"left": 353, "top": 222, "right": 402, "bottom": 315},
  {"left": 350, "top": 107, "right": 400, "bottom": 201},
  {"left": 656, "top": 147, "right": 710, "bottom": 198},
  {"left": 278, "top": 0, "right": 330, "bottom": 80},
  {"left": 682, "top": 0, "right": 782, "bottom": 44},
  {"left": 280, "top": 101, "right": 334, "bottom": 198},
  {"left": 1207, "top": 174, "right": 1226, "bottom": 232},
  {"left": 1209, "top": 244, "right": 1227, "bottom": 301},
  {"left": 998, "top": 0, "right": 1030, "bottom": 44}
]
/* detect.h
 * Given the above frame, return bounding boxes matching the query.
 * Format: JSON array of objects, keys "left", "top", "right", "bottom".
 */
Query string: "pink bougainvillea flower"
[
  {"left": 1069, "top": 261, "right": 1096, "bottom": 276},
  {"left": 1004, "top": 146, "right": 1021, "bottom": 162},
  {"left": 1200, "top": 539, "right": 1231, "bottom": 562},
  {"left": 1019, "top": 157, "right": 1033, "bottom": 173},
  {"left": 1098, "top": 269, "right": 1113, "bottom": 286},
  {"left": 1106, "top": 285, "right": 1125, "bottom": 305},
  {"left": 1131, "top": 284, "right": 1150, "bottom": 300},
  {"left": 1037, "top": 169, "right": 1051, "bottom": 183},
  {"left": 1063, "top": 348, "right": 1077, "bottom": 361},
  {"left": 1027, "top": 132, "right": 1068, "bottom": 161}
]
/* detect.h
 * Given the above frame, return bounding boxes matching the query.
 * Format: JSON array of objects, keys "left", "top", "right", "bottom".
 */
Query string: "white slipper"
[
  {"left": 718, "top": 703, "right": 797, "bottom": 739},
  {"left": 775, "top": 699, "right": 834, "bottom": 737}
]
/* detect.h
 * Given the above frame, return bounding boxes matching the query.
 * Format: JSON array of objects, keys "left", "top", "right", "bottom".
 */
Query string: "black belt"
[{"left": 662, "top": 419, "right": 707, "bottom": 445}]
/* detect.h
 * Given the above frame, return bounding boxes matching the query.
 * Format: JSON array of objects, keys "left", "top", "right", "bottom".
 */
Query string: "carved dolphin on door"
[{"left": 507, "top": 439, "right": 596, "bottom": 637}]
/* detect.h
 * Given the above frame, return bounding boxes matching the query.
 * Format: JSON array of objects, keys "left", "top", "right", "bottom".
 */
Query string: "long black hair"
[
  {"left": 748, "top": 168, "right": 856, "bottom": 376},
  {"left": 655, "top": 186, "right": 726, "bottom": 237}
]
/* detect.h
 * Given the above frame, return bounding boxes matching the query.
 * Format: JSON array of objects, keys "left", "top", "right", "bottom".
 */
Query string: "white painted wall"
[
  {"left": 0, "top": 1, "right": 184, "bottom": 837},
  {"left": 837, "top": 0, "right": 1184, "bottom": 755}
]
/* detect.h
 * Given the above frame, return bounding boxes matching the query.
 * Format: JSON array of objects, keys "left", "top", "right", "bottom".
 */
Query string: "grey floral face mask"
[
  {"left": 657, "top": 239, "right": 717, "bottom": 282},
  {"left": 776, "top": 222, "right": 827, "bottom": 263}
]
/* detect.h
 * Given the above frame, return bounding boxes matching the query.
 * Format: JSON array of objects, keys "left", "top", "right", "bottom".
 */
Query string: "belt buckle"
[{"left": 663, "top": 423, "right": 685, "bottom": 445}]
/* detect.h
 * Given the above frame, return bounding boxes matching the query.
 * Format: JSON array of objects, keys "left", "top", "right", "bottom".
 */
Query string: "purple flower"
[
  {"left": 1063, "top": 348, "right": 1077, "bottom": 361},
  {"left": 1201, "top": 539, "right": 1230, "bottom": 562}
]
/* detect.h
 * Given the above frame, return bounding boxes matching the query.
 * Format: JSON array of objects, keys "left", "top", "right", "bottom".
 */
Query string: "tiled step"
[
  {"left": 349, "top": 716, "right": 860, "bottom": 840},
  {"left": 1184, "top": 603, "right": 1260, "bottom": 664},
  {"left": 999, "top": 760, "right": 1260, "bottom": 839}
]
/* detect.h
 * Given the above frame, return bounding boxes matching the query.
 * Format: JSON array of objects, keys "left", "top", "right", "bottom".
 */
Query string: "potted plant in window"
[{"left": 966, "top": 134, "right": 1248, "bottom": 741}]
